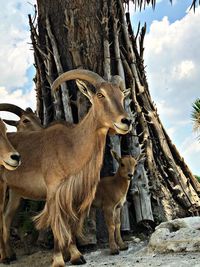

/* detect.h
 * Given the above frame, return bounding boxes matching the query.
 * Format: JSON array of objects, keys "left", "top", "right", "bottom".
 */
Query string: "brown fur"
[
  {"left": 92, "top": 152, "right": 137, "bottom": 255},
  {"left": 0, "top": 69, "right": 132, "bottom": 266},
  {"left": 34, "top": 113, "right": 107, "bottom": 248}
]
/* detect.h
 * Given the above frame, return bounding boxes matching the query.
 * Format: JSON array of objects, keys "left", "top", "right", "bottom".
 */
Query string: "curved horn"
[
  {"left": 52, "top": 69, "right": 106, "bottom": 91},
  {"left": 0, "top": 103, "right": 25, "bottom": 117},
  {"left": 3, "top": 119, "right": 18, "bottom": 127}
]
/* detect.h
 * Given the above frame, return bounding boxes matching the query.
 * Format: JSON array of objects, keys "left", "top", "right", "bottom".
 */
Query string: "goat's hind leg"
[{"left": 115, "top": 207, "right": 128, "bottom": 251}]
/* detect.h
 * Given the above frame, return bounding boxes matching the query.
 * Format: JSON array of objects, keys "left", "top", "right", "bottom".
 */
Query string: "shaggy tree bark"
[{"left": 29, "top": 0, "right": 200, "bottom": 241}]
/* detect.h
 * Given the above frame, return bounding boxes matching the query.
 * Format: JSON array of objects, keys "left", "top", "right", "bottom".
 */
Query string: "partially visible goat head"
[
  {"left": 52, "top": 69, "right": 132, "bottom": 135},
  {"left": 0, "top": 104, "right": 42, "bottom": 132},
  {"left": 0, "top": 118, "right": 21, "bottom": 170},
  {"left": 111, "top": 150, "right": 137, "bottom": 180}
]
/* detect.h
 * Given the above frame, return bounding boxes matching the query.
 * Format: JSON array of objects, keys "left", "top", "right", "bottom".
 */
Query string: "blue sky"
[
  {"left": 0, "top": 0, "right": 199, "bottom": 174},
  {"left": 131, "top": 0, "right": 193, "bottom": 30}
]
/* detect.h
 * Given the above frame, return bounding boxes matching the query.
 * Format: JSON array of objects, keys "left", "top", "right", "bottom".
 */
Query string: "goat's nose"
[
  {"left": 128, "top": 173, "right": 133, "bottom": 179},
  {"left": 121, "top": 118, "right": 132, "bottom": 126},
  {"left": 10, "top": 153, "right": 21, "bottom": 163}
]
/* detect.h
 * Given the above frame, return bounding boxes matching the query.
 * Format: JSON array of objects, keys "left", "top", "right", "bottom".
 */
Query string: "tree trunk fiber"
[{"left": 30, "top": 0, "right": 200, "bottom": 243}]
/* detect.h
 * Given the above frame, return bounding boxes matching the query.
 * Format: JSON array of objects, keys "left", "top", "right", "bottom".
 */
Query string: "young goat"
[{"left": 92, "top": 151, "right": 138, "bottom": 255}]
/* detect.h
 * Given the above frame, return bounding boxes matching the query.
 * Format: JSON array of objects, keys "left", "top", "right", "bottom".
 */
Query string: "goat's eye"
[
  {"left": 96, "top": 93, "right": 105, "bottom": 98},
  {"left": 23, "top": 119, "right": 30, "bottom": 123},
  {"left": 121, "top": 163, "right": 125, "bottom": 167}
]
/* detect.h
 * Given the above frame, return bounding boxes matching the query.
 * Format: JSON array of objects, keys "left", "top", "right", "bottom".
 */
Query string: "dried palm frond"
[
  {"left": 190, "top": 0, "right": 200, "bottom": 11},
  {"left": 127, "top": 0, "right": 199, "bottom": 11}
]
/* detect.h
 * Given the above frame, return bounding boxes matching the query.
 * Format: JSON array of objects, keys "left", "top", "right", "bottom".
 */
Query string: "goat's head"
[
  {"left": 52, "top": 69, "right": 132, "bottom": 135},
  {"left": 111, "top": 150, "right": 137, "bottom": 180},
  {"left": 0, "top": 118, "right": 21, "bottom": 170},
  {"left": 0, "top": 104, "right": 42, "bottom": 132}
]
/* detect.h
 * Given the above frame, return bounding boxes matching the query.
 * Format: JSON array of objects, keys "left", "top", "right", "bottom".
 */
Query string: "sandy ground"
[{"left": 1, "top": 240, "right": 200, "bottom": 267}]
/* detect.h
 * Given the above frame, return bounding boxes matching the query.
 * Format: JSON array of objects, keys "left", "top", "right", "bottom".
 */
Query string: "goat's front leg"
[
  {"left": 103, "top": 207, "right": 119, "bottom": 255},
  {"left": 52, "top": 238, "right": 65, "bottom": 267},
  {"left": 3, "top": 189, "right": 21, "bottom": 261},
  {"left": 115, "top": 207, "right": 128, "bottom": 251},
  {"left": 0, "top": 179, "right": 7, "bottom": 263}
]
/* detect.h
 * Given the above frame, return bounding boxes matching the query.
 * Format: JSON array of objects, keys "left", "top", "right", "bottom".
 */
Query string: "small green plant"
[
  {"left": 192, "top": 98, "right": 200, "bottom": 139},
  {"left": 195, "top": 175, "right": 200, "bottom": 183}
]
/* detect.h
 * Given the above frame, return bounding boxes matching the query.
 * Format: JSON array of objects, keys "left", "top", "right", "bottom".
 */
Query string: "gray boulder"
[{"left": 148, "top": 217, "right": 200, "bottom": 253}]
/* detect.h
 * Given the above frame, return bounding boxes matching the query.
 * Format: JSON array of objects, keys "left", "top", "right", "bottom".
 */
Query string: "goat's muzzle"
[
  {"left": 3, "top": 152, "right": 21, "bottom": 170},
  {"left": 128, "top": 173, "right": 134, "bottom": 180},
  {"left": 113, "top": 117, "right": 132, "bottom": 134}
]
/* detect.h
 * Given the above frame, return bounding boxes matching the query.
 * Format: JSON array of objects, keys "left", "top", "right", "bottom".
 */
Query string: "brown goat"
[
  {"left": 0, "top": 104, "right": 42, "bottom": 132},
  {"left": 0, "top": 119, "right": 21, "bottom": 264},
  {"left": 92, "top": 151, "right": 137, "bottom": 255},
  {"left": 0, "top": 69, "right": 132, "bottom": 267},
  {"left": 0, "top": 104, "right": 43, "bottom": 263},
  {"left": 0, "top": 105, "right": 72, "bottom": 263}
]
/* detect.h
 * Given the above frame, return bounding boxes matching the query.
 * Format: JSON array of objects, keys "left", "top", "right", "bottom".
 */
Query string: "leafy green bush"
[{"left": 195, "top": 175, "right": 200, "bottom": 183}]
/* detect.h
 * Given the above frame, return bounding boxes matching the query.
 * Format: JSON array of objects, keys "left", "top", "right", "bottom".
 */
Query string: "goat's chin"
[{"left": 113, "top": 123, "right": 132, "bottom": 135}]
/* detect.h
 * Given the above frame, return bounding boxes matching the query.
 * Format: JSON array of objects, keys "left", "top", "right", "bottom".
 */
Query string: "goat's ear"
[
  {"left": 123, "top": 88, "right": 131, "bottom": 98},
  {"left": 25, "top": 107, "right": 34, "bottom": 113},
  {"left": 76, "top": 80, "right": 94, "bottom": 102},
  {"left": 111, "top": 150, "right": 121, "bottom": 163}
]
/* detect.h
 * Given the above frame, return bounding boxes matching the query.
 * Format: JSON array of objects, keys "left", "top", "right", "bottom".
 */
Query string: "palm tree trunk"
[{"left": 29, "top": 0, "right": 200, "bottom": 242}]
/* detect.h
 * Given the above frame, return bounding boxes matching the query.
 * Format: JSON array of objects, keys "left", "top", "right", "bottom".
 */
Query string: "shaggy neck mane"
[
  {"left": 35, "top": 106, "right": 109, "bottom": 248},
  {"left": 67, "top": 106, "right": 107, "bottom": 211}
]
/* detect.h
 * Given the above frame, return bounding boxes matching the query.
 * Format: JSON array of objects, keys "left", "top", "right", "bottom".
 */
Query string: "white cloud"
[
  {"left": 0, "top": 1, "right": 36, "bottom": 131},
  {"left": 0, "top": 86, "right": 35, "bottom": 109},
  {"left": 0, "top": 86, "right": 36, "bottom": 131},
  {"left": 171, "top": 60, "right": 195, "bottom": 80},
  {"left": 144, "top": 7, "right": 200, "bottom": 174},
  {"left": 0, "top": 0, "right": 35, "bottom": 89}
]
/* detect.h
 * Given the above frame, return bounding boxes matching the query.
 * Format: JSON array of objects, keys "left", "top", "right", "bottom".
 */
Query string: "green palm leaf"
[{"left": 192, "top": 98, "right": 200, "bottom": 133}]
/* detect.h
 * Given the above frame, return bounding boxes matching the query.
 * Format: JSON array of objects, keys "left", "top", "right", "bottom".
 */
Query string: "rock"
[
  {"left": 134, "top": 238, "right": 141, "bottom": 243},
  {"left": 148, "top": 217, "right": 200, "bottom": 253}
]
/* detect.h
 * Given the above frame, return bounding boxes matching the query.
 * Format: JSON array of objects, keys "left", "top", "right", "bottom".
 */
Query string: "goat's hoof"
[
  {"left": 119, "top": 243, "right": 129, "bottom": 251},
  {"left": 71, "top": 255, "right": 86, "bottom": 265},
  {"left": 51, "top": 261, "right": 65, "bottom": 267},
  {"left": 8, "top": 253, "right": 17, "bottom": 262},
  {"left": 110, "top": 249, "right": 119, "bottom": 255}
]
